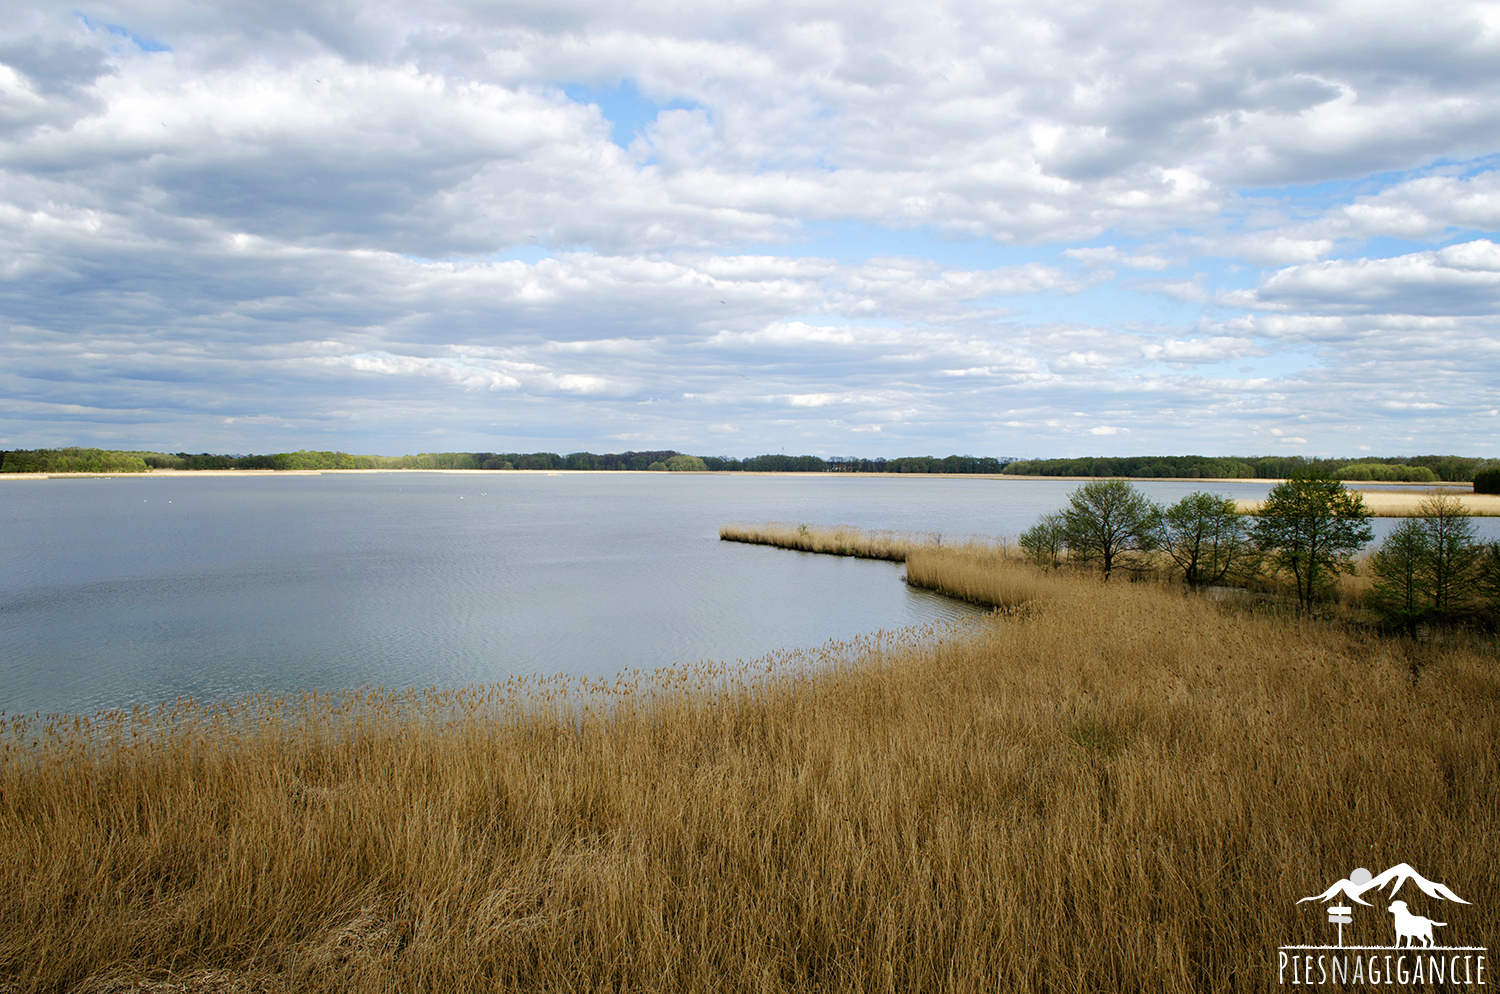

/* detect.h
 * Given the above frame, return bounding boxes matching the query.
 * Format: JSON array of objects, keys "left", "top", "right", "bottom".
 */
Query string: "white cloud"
[
  {"left": 1338, "top": 171, "right": 1500, "bottom": 240},
  {"left": 1190, "top": 168, "right": 1500, "bottom": 266},
  {"left": 1047, "top": 351, "right": 1112, "bottom": 373},
  {"left": 2, "top": 0, "right": 1500, "bottom": 456},
  {"left": 1227, "top": 239, "right": 1500, "bottom": 315},
  {"left": 1140, "top": 336, "right": 1262, "bottom": 365},
  {"left": 1143, "top": 277, "right": 1211, "bottom": 303},
  {"left": 12, "top": 0, "right": 1500, "bottom": 254},
  {"left": 1063, "top": 246, "right": 1170, "bottom": 270},
  {"left": 783, "top": 393, "right": 840, "bottom": 408},
  {"left": 1222, "top": 236, "right": 1338, "bottom": 267}
]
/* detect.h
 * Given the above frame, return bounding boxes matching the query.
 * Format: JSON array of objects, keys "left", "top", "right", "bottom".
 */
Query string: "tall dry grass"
[
  {"left": 904, "top": 544, "right": 1078, "bottom": 612},
  {"left": 1236, "top": 491, "right": 1500, "bottom": 517},
  {"left": 3, "top": 577, "right": 1498, "bottom": 993},
  {"left": 719, "top": 523, "right": 1059, "bottom": 613},
  {"left": 719, "top": 522, "right": 940, "bottom": 561}
]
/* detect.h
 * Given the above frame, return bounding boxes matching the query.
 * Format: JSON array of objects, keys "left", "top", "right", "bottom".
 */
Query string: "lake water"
[{"left": 3, "top": 473, "right": 1494, "bottom": 717}]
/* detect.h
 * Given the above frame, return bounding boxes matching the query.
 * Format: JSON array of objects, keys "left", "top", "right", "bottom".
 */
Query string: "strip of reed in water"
[{"left": 718, "top": 521, "right": 925, "bottom": 560}]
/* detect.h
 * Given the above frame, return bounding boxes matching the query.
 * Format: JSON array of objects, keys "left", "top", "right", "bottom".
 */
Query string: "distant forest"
[
  {"left": 2, "top": 447, "right": 1497, "bottom": 482},
  {"left": 999, "top": 454, "right": 1499, "bottom": 482}
]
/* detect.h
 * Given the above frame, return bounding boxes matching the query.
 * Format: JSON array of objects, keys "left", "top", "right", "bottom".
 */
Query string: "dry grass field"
[{"left": 3, "top": 558, "right": 1497, "bottom": 993}]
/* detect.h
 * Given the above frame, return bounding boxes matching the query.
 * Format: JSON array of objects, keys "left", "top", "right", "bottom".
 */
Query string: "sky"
[{"left": 3, "top": 1, "right": 1500, "bottom": 460}]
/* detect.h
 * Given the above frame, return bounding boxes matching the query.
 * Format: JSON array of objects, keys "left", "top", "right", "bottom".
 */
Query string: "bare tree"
[
  {"left": 1369, "top": 517, "right": 1429, "bottom": 634},
  {"left": 1019, "top": 512, "right": 1067, "bottom": 570},
  {"left": 1416, "top": 493, "right": 1479, "bottom": 616}
]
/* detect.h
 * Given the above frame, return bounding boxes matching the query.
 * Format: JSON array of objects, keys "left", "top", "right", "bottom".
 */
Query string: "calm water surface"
[{"left": 3, "top": 473, "right": 1492, "bottom": 716}]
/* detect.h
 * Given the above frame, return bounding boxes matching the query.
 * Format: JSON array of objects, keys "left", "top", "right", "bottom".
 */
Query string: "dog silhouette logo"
[
  {"left": 1279, "top": 863, "right": 1487, "bottom": 986},
  {"left": 1388, "top": 900, "right": 1445, "bottom": 948}
]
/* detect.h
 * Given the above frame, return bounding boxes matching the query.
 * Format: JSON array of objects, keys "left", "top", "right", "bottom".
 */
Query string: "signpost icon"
[{"left": 1328, "top": 904, "right": 1353, "bottom": 947}]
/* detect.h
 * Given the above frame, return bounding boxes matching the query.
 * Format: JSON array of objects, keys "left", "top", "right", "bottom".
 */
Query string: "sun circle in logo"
[{"left": 1349, "top": 868, "right": 1372, "bottom": 887}]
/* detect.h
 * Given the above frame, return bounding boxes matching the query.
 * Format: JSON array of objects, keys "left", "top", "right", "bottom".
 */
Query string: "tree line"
[
  {"left": 0, "top": 448, "right": 153, "bottom": 474},
  {"left": 0, "top": 449, "right": 1014, "bottom": 474},
  {"left": 4, "top": 447, "right": 1498, "bottom": 482},
  {"left": 1001, "top": 453, "right": 1500, "bottom": 482},
  {"left": 1018, "top": 474, "right": 1500, "bottom": 630}
]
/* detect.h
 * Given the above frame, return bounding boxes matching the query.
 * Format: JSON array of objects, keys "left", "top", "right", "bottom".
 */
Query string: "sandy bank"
[{"left": 1235, "top": 489, "right": 1500, "bottom": 517}]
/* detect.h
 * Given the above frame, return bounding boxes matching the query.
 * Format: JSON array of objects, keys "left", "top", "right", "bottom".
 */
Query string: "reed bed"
[
  {"left": 4, "top": 578, "right": 1498, "bottom": 993},
  {"left": 904, "top": 544, "right": 1077, "bottom": 612},
  {"left": 719, "top": 522, "right": 936, "bottom": 561},
  {"left": 720, "top": 522, "right": 1053, "bottom": 613}
]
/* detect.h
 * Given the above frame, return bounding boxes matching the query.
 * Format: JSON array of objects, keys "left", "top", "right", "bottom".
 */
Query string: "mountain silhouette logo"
[
  {"left": 1297, "top": 863, "right": 1471, "bottom": 908},
  {"left": 1279, "top": 863, "right": 1487, "bottom": 986}
]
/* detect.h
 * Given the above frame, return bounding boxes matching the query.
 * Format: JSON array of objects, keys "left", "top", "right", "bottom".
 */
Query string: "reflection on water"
[
  {"left": 4, "top": 473, "right": 981, "bottom": 716},
  {"left": 3, "top": 473, "right": 1494, "bottom": 717}
]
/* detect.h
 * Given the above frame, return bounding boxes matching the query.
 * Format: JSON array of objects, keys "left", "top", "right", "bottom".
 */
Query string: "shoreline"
[
  {"left": 0, "top": 467, "right": 1480, "bottom": 486},
  {"left": 2, "top": 470, "right": 1487, "bottom": 518}
]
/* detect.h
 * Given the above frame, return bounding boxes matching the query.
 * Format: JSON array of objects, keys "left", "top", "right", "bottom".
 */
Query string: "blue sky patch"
[
  {"left": 75, "top": 13, "right": 171, "bottom": 52},
  {"left": 563, "top": 79, "right": 701, "bottom": 149}
]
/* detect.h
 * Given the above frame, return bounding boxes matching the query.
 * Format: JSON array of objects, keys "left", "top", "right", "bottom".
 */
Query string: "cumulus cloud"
[
  {"left": 1338, "top": 171, "right": 1500, "bottom": 239},
  {"left": 1063, "top": 246, "right": 1170, "bottom": 270},
  {"left": 12, "top": 0, "right": 1500, "bottom": 251},
  {"left": 2, "top": 0, "right": 1500, "bottom": 455},
  {"left": 1227, "top": 239, "right": 1500, "bottom": 315},
  {"left": 1191, "top": 167, "right": 1500, "bottom": 265},
  {"left": 1140, "top": 336, "right": 1263, "bottom": 366},
  {"left": 0, "top": 36, "right": 115, "bottom": 139}
]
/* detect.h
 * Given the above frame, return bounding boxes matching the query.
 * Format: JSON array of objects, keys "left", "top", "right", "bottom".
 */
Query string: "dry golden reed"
[
  {"left": 719, "top": 523, "right": 1056, "bottom": 613},
  {"left": 903, "top": 545, "right": 1077, "bottom": 612},
  {"left": 719, "top": 521, "right": 932, "bottom": 561},
  {"left": 723, "top": 522, "right": 1096, "bottom": 613},
  {"left": 3, "top": 577, "right": 1497, "bottom": 993},
  {"left": 1236, "top": 490, "right": 1500, "bottom": 517}
]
